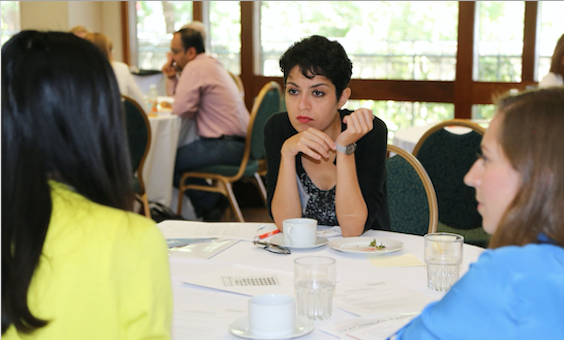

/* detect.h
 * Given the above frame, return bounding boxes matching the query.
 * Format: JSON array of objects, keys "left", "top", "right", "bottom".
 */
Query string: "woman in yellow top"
[{"left": 1, "top": 31, "right": 172, "bottom": 339}]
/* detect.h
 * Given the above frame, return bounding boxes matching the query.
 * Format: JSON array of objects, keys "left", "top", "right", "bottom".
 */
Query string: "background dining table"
[
  {"left": 168, "top": 225, "right": 485, "bottom": 339},
  {"left": 143, "top": 96, "right": 198, "bottom": 208}
]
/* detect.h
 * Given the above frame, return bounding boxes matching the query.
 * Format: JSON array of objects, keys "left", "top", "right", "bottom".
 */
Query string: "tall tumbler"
[
  {"left": 294, "top": 256, "right": 336, "bottom": 321},
  {"left": 424, "top": 233, "right": 464, "bottom": 292}
]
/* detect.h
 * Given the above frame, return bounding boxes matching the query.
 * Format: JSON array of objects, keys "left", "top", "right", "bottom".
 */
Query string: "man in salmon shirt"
[{"left": 162, "top": 22, "right": 249, "bottom": 221}]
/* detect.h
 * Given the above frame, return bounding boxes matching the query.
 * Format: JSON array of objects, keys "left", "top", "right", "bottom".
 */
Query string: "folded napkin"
[{"left": 317, "top": 226, "right": 342, "bottom": 237}]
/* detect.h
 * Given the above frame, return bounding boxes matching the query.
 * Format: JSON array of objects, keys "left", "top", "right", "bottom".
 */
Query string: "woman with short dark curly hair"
[{"left": 264, "top": 35, "right": 390, "bottom": 237}]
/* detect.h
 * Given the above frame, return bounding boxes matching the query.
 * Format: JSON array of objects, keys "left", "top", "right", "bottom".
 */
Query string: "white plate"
[
  {"left": 228, "top": 315, "right": 314, "bottom": 340},
  {"left": 328, "top": 237, "right": 404, "bottom": 255},
  {"left": 270, "top": 234, "right": 328, "bottom": 249}
]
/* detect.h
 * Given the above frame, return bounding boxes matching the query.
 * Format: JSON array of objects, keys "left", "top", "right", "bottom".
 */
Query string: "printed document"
[
  {"left": 172, "top": 304, "right": 246, "bottom": 340},
  {"left": 181, "top": 264, "right": 294, "bottom": 296},
  {"left": 322, "top": 313, "right": 417, "bottom": 340},
  {"left": 334, "top": 281, "right": 435, "bottom": 317}
]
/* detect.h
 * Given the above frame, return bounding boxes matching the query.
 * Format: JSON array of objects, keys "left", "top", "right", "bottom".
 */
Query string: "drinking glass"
[
  {"left": 294, "top": 256, "right": 336, "bottom": 321},
  {"left": 424, "top": 233, "right": 464, "bottom": 292}
]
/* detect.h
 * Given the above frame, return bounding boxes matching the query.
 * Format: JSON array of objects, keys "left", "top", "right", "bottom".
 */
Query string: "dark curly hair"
[{"left": 279, "top": 35, "right": 352, "bottom": 100}]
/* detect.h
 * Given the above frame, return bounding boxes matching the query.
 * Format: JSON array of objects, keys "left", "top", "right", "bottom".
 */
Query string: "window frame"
[{"left": 122, "top": 1, "right": 546, "bottom": 118}]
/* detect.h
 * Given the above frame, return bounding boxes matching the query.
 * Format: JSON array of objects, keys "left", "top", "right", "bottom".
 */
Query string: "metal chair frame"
[{"left": 412, "top": 119, "right": 486, "bottom": 156}]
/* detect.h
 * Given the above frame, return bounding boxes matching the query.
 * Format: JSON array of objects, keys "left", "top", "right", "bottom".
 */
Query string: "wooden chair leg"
[
  {"left": 141, "top": 193, "right": 151, "bottom": 219},
  {"left": 177, "top": 181, "right": 186, "bottom": 217},
  {"left": 254, "top": 172, "right": 267, "bottom": 205},
  {"left": 224, "top": 182, "right": 245, "bottom": 222}
]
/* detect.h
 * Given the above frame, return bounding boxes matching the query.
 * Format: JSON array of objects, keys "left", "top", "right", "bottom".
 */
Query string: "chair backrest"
[
  {"left": 413, "top": 119, "right": 485, "bottom": 230},
  {"left": 122, "top": 95, "right": 152, "bottom": 191},
  {"left": 248, "top": 81, "right": 281, "bottom": 162},
  {"left": 387, "top": 144, "right": 438, "bottom": 236}
]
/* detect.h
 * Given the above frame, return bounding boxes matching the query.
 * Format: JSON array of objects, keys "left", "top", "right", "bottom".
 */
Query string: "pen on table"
[{"left": 258, "top": 229, "right": 280, "bottom": 239}]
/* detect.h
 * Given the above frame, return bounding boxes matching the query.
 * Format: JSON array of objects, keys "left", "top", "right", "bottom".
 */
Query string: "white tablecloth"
[
  {"left": 143, "top": 115, "right": 181, "bottom": 206},
  {"left": 169, "top": 228, "right": 485, "bottom": 339},
  {"left": 392, "top": 123, "right": 437, "bottom": 154},
  {"left": 143, "top": 95, "right": 199, "bottom": 208}
]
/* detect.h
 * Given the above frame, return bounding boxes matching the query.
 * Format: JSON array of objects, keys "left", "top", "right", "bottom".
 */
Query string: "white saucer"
[
  {"left": 270, "top": 234, "right": 329, "bottom": 249},
  {"left": 228, "top": 315, "right": 314, "bottom": 339}
]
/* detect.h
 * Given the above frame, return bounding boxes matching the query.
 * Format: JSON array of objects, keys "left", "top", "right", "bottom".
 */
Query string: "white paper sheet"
[
  {"left": 181, "top": 264, "right": 294, "bottom": 296},
  {"left": 334, "top": 281, "right": 435, "bottom": 317},
  {"left": 172, "top": 303, "right": 246, "bottom": 340},
  {"left": 157, "top": 220, "right": 264, "bottom": 240},
  {"left": 169, "top": 238, "right": 239, "bottom": 259},
  {"left": 322, "top": 313, "right": 417, "bottom": 340}
]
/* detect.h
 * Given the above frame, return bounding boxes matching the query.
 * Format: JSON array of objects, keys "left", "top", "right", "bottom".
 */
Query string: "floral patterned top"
[{"left": 298, "top": 171, "right": 338, "bottom": 226}]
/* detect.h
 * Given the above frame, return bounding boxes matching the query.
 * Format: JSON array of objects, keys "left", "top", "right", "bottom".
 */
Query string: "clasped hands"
[{"left": 282, "top": 108, "right": 374, "bottom": 160}]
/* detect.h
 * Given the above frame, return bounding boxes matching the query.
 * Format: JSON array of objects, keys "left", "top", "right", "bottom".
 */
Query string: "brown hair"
[
  {"left": 84, "top": 32, "right": 112, "bottom": 61},
  {"left": 489, "top": 87, "right": 564, "bottom": 249},
  {"left": 549, "top": 34, "right": 564, "bottom": 77}
]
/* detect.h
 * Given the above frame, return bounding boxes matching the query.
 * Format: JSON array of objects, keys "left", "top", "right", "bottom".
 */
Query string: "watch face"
[{"left": 345, "top": 143, "right": 357, "bottom": 155}]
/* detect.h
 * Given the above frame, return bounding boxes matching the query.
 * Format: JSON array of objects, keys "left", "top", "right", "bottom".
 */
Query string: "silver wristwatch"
[{"left": 335, "top": 142, "right": 357, "bottom": 155}]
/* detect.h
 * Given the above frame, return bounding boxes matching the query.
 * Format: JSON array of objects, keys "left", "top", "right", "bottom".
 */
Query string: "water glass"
[
  {"left": 294, "top": 256, "right": 336, "bottom": 321},
  {"left": 424, "top": 233, "right": 464, "bottom": 292}
]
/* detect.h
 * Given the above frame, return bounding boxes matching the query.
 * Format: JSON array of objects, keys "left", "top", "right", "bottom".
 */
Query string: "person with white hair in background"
[{"left": 539, "top": 34, "right": 564, "bottom": 88}]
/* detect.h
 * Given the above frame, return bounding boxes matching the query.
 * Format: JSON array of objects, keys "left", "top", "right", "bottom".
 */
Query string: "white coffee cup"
[
  {"left": 248, "top": 294, "right": 295, "bottom": 337},
  {"left": 283, "top": 218, "right": 317, "bottom": 246}
]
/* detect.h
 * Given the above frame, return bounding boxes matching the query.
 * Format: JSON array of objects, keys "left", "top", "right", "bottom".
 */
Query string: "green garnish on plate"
[{"left": 369, "top": 238, "right": 386, "bottom": 250}]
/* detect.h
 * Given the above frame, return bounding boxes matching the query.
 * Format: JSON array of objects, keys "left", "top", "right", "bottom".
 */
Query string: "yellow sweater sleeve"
[{"left": 120, "top": 225, "right": 173, "bottom": 340}]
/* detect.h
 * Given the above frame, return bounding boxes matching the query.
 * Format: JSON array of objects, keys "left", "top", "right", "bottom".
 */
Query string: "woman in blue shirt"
[{"left": 392, "top": 87, "right": 564, "bottom": 339}]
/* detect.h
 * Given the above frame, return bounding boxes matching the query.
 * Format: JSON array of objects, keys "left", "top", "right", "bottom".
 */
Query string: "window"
[
  {"left": 537, "top": 1, "right": 564, "bottom": 81},
  {"left": 260, "top": 1, "right": 458, "bottom": 80},
  {"left": 1, "top": 1, "right": 20, "bottom": 46},
  {"left": 133, "top": 1, "right": 241, "bottom": 74},
  {"left": 135, "top": 1, "right": 193, "bottom": 70},
  {"left": 472, "top": 104, "right": 496, "bottom": 121},
  {"left": 475, "top": 1, "right": 525, "bottom": 82},
  {"left": 209, "top": 1, "right": 241, "bottom": 74},
  {"left": 346, "top": 100, "right": 454, "bottom": 142}
]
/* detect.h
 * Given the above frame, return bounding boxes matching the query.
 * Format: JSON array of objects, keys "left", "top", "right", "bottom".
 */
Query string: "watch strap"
[{"left": 335, "top": 142, "right": 356, "bottom": 155}]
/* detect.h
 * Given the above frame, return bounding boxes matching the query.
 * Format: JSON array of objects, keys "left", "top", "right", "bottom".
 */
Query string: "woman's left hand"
[{"left": 336, "top": 108, "right": 374, "bottom": 146}]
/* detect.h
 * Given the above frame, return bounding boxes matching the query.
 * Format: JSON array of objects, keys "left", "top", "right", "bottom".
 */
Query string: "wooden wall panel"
[
  {"left": 522, "top": 1, "right": 539, "bottom": 82},
  {"left": 453, "top": 2, "right": 476, "bottom": 119}
]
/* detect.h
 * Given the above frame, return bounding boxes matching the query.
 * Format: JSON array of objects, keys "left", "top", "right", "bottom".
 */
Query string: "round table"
[{"left": 168, "top": 227, "right": 485, "bottom": 339}]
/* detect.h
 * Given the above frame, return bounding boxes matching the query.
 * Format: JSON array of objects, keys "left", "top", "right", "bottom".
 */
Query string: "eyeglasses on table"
[{"left": 252, "top": 240, "right": 291, "bottom": 255}]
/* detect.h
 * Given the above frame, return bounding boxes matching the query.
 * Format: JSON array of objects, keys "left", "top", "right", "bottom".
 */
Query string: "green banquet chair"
[
  {"left": 387, "top": 144, "right": 438, "bottom": 236},
  {"left": 413, "top": 119, "right": 490, "bottom": 247},
  {"left": 122, "top": 95, "right": 152, "bottom": 218}
]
